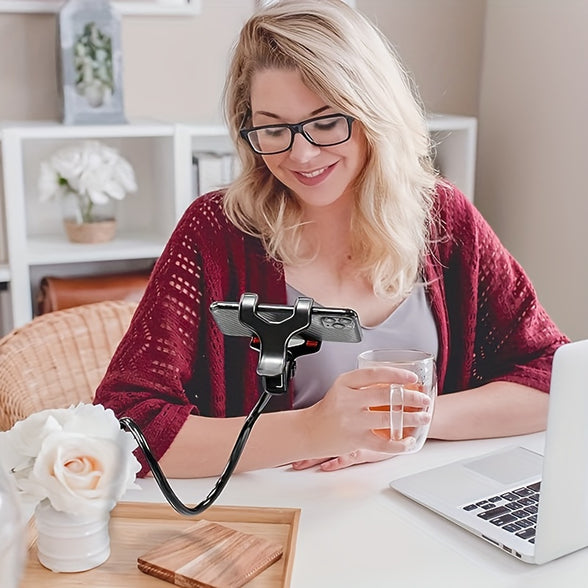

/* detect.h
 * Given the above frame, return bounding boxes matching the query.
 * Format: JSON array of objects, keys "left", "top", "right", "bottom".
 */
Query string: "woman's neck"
[{"left": 298, "top": 198, "right": 353, "bottom": 261}]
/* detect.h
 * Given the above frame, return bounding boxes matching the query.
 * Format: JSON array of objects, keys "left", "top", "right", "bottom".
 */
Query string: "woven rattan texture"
[{"left": 0, "top": 300, "right": 137, "bottom": 430}]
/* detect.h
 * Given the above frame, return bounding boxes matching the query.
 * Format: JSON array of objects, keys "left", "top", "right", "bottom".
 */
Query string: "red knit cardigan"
[{"left": 94, "top": 184, "right": 568, "bottom": 475}]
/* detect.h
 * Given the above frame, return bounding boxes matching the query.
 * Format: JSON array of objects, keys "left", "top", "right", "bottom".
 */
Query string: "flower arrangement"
[
  {"left": 0, "top": 403, "right": 141, "bottom": 515},
  {"left": 38, "top": 140, "right": 137, "bottom": 225},
  {"left": 74, "top": 22, "right": 114, "bottom": 108}
]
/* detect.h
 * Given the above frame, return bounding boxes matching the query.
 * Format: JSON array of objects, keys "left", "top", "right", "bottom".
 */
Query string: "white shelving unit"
[
  {"left": 1, "top": 122, "right": 176, "bottom": 328},
  {"left": 427, "top": 113, "right": 477, "bottom": 200},
  {"left": 0, "top": 114, "right": 476, "bottom": 335}
]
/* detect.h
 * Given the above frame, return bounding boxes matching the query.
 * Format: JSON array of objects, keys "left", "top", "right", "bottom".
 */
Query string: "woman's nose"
[{"left": 288, "top": 132, "right": 321, "bottom": 163}]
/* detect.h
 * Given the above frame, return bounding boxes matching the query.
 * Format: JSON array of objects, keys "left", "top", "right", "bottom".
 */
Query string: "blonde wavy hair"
[{"left": 223, "top": 0, "right": 438, "bottom": 301}]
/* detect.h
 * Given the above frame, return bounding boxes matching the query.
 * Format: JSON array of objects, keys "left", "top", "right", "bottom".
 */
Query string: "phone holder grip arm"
[{"left": 239, "top": 292, "right": 321, "bottom": 394}]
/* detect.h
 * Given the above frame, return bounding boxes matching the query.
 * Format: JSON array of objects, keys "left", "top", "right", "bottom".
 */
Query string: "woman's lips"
[{"left": 292, "top": 162, "right": 336, "bottom": 186}]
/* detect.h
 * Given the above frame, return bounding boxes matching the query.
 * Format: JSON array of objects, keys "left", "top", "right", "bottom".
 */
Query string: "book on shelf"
[{"left": 192, "top": 151, "right": 240, "bottom": 198}]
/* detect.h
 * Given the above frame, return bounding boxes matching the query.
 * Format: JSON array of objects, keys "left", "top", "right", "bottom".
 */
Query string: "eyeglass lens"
[{"left": 247, "top": 115, "right": 351, "bottom": 154}]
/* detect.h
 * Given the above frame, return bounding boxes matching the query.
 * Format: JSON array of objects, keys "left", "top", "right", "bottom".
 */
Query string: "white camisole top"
[{"left": 286, "top": 282, "right": 439, "bottom": 409}]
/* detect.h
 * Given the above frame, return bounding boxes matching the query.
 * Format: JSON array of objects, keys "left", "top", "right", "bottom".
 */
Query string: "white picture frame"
[{"left": 58, "top": 0, "right": 126, "bottom": 125}]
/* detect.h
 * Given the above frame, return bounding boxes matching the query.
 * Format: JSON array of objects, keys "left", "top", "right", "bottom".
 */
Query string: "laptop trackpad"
[{"left": 464, "top": 447, "right": 542, "bottom": 485}]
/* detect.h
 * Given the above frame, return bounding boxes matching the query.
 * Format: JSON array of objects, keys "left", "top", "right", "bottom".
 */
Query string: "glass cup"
[{"left": 357, "top": 349, "right": 437, "bottom": 453}]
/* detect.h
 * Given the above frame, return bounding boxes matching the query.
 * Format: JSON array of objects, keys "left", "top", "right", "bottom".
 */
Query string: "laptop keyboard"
[{"left": 462, "top": 481, "right": 541, "bottom": 543}]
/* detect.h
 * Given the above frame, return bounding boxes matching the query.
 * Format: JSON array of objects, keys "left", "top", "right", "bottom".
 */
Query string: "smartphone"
[{"left": 209, "top": 299, "right": 362, "bottom": 344}]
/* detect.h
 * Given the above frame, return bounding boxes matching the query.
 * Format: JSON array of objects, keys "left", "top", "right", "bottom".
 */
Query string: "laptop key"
[
  {"left": 527, "top": 482, "right": 541, "bottom": 492},
  {"left": 477, "top": 506, "right": 510, "bottom": 520},
  {"left": 515, "top": 497, "right": 535, "bottom": 507},
  {"left": 463, "top": 503, "right": 478, "bottom": 511},
  {"left": 480, "top": 503, "right": 497, "bottom": 510},
  {"left": 512, "top": 509, "right": 528, "bottom": 519},
  {"left": 490, "top": 514, "right": 517, "bottom": 526},
  {"left": 503, "top": 523, "right": 522, "bottom": 533},
  {"left": 476, "top": 501, "right": 495, "bottom": 509},
  {"left": 516, "top": 528, "right": 536, "bottom": 540},
  {"left": 513, "top": 487, "right": 534, "bottom": 497}
]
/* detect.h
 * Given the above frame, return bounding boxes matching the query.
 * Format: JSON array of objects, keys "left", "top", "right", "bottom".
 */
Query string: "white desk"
[{"left": 122, "top": 433, "right": 588, "bottom": 588}]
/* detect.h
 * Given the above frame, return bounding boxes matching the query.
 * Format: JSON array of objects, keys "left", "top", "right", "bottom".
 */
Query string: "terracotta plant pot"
[{"left": 63, "top": 219, "right": 117, "bottom": 244}]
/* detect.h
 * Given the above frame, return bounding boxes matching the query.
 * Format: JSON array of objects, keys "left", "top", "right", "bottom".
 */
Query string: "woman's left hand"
[{"left": 290, "top": 449, "right": 394, "bottom": 472}]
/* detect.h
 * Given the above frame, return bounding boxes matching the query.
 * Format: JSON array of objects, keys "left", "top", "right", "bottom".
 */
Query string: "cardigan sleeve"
[
  {"left": 94, "top": 192, "right": 289, "bottom": 476},
  {"left": 432, "top": 184, "right": 569, "bottom": 394},
  {"left": 94, "top": 194, "right": 229, "bottom": 475}
]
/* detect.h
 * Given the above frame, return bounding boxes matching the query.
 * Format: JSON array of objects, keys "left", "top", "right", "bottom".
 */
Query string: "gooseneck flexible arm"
[{"left": 119, "top": 294, "right": 322, "bottom": 516}]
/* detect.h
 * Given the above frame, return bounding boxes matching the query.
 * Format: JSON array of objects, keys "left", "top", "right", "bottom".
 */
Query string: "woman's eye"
[
  {"left": 313, "top": 120, "right": 337, "bottom": 131},
  {"left": 262, "top": 127, "right": 286, "bottom": 138}
]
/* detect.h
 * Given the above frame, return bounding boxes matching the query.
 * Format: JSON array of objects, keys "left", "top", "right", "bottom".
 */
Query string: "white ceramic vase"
[{"left": 35, "top": 499, "right": 111, "bottom": 573}]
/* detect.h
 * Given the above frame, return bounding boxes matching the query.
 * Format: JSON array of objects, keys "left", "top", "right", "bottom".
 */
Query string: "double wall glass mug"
[{"left": 357, "top": 349, "right": 437, "bottom": 453}]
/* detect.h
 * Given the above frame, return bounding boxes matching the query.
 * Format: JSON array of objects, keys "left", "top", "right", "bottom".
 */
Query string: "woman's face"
[{"left": 249, "top": 68, "right": 367, "bottom": 214}]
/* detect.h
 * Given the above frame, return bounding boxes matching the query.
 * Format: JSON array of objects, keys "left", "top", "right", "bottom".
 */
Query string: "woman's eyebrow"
[{"left": 252, "top": 105, "right": 332, "bottom": 121}]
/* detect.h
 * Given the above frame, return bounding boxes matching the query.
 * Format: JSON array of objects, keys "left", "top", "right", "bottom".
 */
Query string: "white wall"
[
  {"left": 477, "top": 0, "right": 588, "bottom": 340},
  {"left": 122, "top": 1, "right": 252, "bottom": 123},
  {"left": 358, "top": 0, "right": 485, "bottom": 116}
]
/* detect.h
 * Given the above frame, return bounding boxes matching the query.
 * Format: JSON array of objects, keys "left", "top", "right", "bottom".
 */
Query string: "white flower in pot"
[
  {"left": 38, "top": 140, "right": 137, "bottom": 243},
  {"left": 0, "top": 403, "right": 142, "bottom": 573},
  {"left": 0, "top": 402, "right": 141, "bottom": 514}
]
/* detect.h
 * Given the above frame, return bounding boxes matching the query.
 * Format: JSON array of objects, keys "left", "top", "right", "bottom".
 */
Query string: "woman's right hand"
[{"left": 302, "top": 366, "right": 432, "bottom": 460}]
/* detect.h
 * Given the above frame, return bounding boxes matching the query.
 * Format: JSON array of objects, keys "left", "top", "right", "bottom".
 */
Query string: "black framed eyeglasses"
[{"left": 240, "top": 113, "right": 355, "bottom": 155}]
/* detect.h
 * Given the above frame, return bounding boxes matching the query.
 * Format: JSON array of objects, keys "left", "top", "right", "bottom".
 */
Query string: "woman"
[{"left": 94, "top": 0, "right": 567, "bottom": 477}]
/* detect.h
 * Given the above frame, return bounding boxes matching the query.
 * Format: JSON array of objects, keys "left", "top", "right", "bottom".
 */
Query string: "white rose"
[
  {"left": 79, "top": 165, "right": 113, "bottom": 204},
  {"left": 0, "top": 410, "right": 69, "bottom": 471},
  {"left": 50, "top": 147, "right": 85, "bottom": 190},
  {"left": 112, "top": 158, "right": 138, "bottom": 194},
  {"left": 38, "top": 141, "right": 137, "bottom": 206},
  {"left": 37, "top": 162, "right": 62, "bottom": 202},
  {"left": 25, "top": 432, "right": 135, "bottom": 513},
  {"left": 0, "top": 404, "right": 141, "bottom": 515}
]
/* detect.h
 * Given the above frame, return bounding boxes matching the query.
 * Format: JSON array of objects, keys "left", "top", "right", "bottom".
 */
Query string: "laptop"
[{"left": 389, "top": 338, "right": 588, "bottom": 564}]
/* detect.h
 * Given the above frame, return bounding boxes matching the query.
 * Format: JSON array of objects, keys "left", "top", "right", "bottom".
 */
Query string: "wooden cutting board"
[{"left": 137, "top": 518, "right": 283, "bottom": 588}]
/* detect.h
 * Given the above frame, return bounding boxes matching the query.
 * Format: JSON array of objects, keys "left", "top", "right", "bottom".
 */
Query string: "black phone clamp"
[
  {"left": 119, "top": 293, "right": 323, "bottom": 516},
  {"left": 239, "top": 292, "right": 322, "bottom": 395}
]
